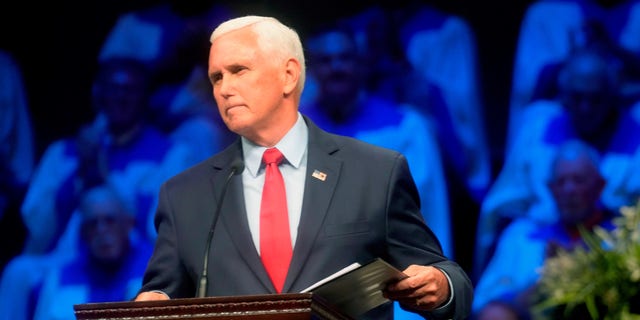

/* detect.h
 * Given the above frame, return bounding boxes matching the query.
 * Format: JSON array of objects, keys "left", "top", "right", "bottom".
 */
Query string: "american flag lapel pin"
[{"left": 312, "top": 169, "right": 327, "bottom": 181}]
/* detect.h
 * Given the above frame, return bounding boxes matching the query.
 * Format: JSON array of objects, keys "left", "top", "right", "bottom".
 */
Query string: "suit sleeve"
[
  {"left": 386, "top": 153, "right": 473, "bottom": 319},
  {"left": 138, "top": 181, "right": 194, "bottom": 298}
]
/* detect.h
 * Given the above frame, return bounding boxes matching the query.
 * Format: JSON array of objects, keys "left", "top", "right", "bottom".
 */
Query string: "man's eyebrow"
[
  {"left": 209, "top": 70, "right": 222, "bottom": 81},
  {"left": 227, "top": 63, "right": 246, "bottom": 72}
]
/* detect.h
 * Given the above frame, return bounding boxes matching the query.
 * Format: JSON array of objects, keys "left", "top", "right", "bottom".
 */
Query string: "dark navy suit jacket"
[{"left": 139, "top": 116, "right": 473, "bottom": 319}]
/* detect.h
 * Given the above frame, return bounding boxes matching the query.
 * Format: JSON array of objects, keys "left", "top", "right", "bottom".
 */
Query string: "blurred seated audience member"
[
  {"left": 336, "top": 5, "right": 413, "bottom": 103},
  {"left": 0, "top": 57, "right": 193, "bottom": 320},
  {"left": 475, "top": 46, "right": 640, "bottom": 278},
  {"left": 530, "top": 18, "right": 640, "bottom": 110},
  {"left": 31, "top": 184, "right": 152, "bottom": 320},
  {"left": 0, "top": 50, "right": 34, "bottom": 272},
  {"left": 340, "top": 3, "right": 483, "bottom": 197},
  {"left": 392, "top": 4, "right": 493, "bottom": 276},
  {"left": 21, "top": 57, "right": 193, "bottom": 255},
  {"left": 398, "top": 2, "right": 492, "bottom": 204},
  {"left": 99, "top": 0, "right": 236, "bottom": 162},
  {"left": 472, "top": 140, "right": 615, "bottom": 318},
  {"left": 301, "top": 24, "right": 452, "bottom": 261},
  {"left": 506, "top": 0, "right": 640, "bottom": 152}
]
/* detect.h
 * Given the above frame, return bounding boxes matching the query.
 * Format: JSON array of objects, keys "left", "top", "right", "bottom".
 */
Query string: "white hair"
[
  {"left": 549, "top": 139, "right": 602, "bottom": 182},
  {"left": 209, "top": 15, "right": 306, "bottom": 94},
  {"left": 79, "top": 184, "right": 135, "bottom": 219}
]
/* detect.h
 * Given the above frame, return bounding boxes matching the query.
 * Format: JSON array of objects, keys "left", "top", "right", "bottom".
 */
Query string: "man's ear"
[{"left": 283, "top": 58, "right": 301, "bottom": 96}]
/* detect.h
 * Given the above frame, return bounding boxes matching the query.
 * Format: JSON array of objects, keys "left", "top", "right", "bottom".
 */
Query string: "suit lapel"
[
  {"left": 283, "top": 118, "right": 342, "bottom": 292},
  {"left": 221, "top": 176, "right": 275, "bottom": 291},
  {"left": 211, "top": 141, "right": 275, "bottom": 292}
]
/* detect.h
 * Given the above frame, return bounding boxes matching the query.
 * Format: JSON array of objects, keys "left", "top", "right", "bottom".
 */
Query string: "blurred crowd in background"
[{"left": 2, "top": 0, "right": 640, "bottom": 319}]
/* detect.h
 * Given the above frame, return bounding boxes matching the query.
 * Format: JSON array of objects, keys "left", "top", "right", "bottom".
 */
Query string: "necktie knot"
[{"left": 263, "top": 148, "right": 283, "bottom": 166}]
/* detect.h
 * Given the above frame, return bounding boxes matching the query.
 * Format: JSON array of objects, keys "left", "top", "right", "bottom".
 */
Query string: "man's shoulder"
[
  {"left": 328, "top": 129, "right": 401, "bottom": 156},
  {"left": 156, "top": 155, "right": 211, "bottom": 194},
  {"left": 164, "top": 141, "right": 239, "bottom": 185},
  {"left": 306, "top": 115, "right": 403, "bottom": 161}
]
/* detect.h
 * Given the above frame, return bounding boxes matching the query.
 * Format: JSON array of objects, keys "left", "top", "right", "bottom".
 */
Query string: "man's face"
[
  {"left": 548, "top": 156, "right": 603, "bottom": 225},
  {"left": 97, "top": 67, "right": 147, "bottom": 135},
  {"left": 559, "top": 54, "right": 615, "bottom": 137},
  {"left": 307, "top": 31, "right": 360, "bottom": 104},
  {"left": 208, "top": 27, "right": 288, "bottom": 139},
  {"left": 81, "top": 201, "right": 132, "bottom": 266}
]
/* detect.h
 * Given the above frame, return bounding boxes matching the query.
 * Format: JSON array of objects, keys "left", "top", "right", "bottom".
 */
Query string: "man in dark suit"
[{"left": 135, "top": 15, "right": 473, "bottom": 319}]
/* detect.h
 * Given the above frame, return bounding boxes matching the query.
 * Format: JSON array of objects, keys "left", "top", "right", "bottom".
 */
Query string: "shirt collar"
[{"left": 242, "top": 113, "right": 308, "bottom": 177}]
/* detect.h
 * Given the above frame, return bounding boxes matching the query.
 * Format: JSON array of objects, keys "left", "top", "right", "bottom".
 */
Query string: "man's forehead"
[
  {"left": 82, "top": 202, "right": 125, "bottom": 217},
  {"left": 211, "top": 35, "right": 257, "bottom": 60},
  {"left": 554, "top": 158, "right": 596, "bottom": 175}
]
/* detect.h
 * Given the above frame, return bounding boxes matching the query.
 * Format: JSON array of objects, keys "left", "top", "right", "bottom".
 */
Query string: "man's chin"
[{"left": 226, "top": 122, "right": 248, "bottom": 136}]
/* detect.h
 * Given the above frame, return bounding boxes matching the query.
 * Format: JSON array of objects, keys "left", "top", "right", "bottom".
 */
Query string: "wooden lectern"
[{"left": 74, "top": 293, "right": 354, "bottom": 320}]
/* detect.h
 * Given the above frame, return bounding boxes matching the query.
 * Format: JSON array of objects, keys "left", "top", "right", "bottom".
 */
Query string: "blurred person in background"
[
  {"left": 473, "top": 139, "right": 614, "bottom": 319},
  {"left": 398, "top": 2, "right": 492, "bottom": 207},
  {"left": 32, "top": 184, "right": 152, "bottom": 320},
  {"left": 0, "top": 57, "right": 193, "bottom": 320},
  {"left": 0, "top": 50, "right": 34, "bottom": 273},
  {"left": 99, "top": 0, "right": 237, "bottom": 163},
  {"left": 506, "top": 0, "right": 640, "bottom": 153},
  {"left": 475, "top": 46, "right": 640, "bottom": 278}
]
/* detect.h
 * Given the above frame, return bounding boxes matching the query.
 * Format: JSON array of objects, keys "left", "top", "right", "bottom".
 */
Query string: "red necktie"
[{"left": 260, "top": 148, "right": 292, "bottom": 293}]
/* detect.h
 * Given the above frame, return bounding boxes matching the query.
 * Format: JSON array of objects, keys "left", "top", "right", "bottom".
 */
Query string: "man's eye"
[
  {"left": 210, "top": 73, "right": 222, "bottom": 84},
  {"left": 231, "top": 66, "right": 247, "bottom": 74}
]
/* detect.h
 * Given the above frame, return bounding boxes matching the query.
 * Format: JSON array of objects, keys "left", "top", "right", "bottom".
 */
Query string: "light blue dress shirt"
[{"left": 241, "top": 113, "right": 308, "bottom": 252}]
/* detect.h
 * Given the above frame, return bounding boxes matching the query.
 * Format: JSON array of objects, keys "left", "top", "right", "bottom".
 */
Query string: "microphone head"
[{"left": 230, "top": 159, "right": 245, "bottom": 175}]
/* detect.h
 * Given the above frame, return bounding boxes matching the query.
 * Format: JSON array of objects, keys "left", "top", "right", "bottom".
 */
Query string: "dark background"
[{"left": 0, "top": 0, "right": 533, "bottom": 165}]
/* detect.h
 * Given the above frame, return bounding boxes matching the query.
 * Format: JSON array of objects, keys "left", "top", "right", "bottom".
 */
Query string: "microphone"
[{"left": 196, "top": 159, "right": 244, "bottom": 298}]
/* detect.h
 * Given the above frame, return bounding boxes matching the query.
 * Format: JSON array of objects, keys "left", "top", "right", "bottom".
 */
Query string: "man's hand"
[
  {"left": 383, "top": 265, "right": 450, "bottom": 311},
  {"left": 135, "top": 291, "right": 170, "bottom": 301}
]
